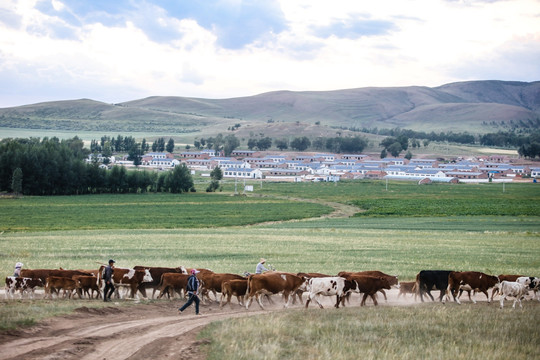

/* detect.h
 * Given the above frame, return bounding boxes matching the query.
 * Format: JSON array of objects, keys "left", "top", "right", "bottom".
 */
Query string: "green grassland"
[{"left": 1, "top": 180, "right": 539, "bottom": 358}]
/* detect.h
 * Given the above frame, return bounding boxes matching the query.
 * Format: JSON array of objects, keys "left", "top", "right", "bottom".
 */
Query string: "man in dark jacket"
[
  {"left": 103, "top": 259, "right": 115, "bottom": 302},
  {"left": 178, "top": 269, "right": 201, "bottom": 315}
]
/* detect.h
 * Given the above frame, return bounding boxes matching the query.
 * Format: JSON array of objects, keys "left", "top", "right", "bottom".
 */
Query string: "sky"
[{"left": 0, "top": 0, "right": 539, "bottom": 107}]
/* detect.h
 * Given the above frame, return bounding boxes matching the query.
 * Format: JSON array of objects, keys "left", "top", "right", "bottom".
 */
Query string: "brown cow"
[
  {"left": 220, "top": 279, "right": 248, "bottom": 308},
  {"left": 157, "top": 273, "right": 190, "bottom": 299},
  {"left": 197, "top": 272, "right": 246, "bottom": 303},
  {"left": 339, "top": 270, "right": 398, "bottom": 306},
  {"left": 338, "top": 271, "right": 398, "bottom": 302},
  {"left": 133, "top": 266, "right": 187, "bottom": 298},
  {"left": 245, "top": 272, "right": 307, "bottom": 310},
  {"left": 397, "top": 281, "right": 418, "bottom": 300},
  {"left": 45, "top": 276, "right": 78, "bottom": 299},
  {"left": 447, "top": 271, "right": 499, "bottom": 304},
  {"left": 73, "top": 275, "right": 101, "bottom": 299},
  {"left": 344, "top": 275, "right": 391, "bottom": 306}
]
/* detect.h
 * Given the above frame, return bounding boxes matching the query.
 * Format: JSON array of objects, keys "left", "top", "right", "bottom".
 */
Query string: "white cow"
[
  {"left": 499, "top": 281, "right": 528, "bottom": 309},
  {"left": 305, "top": 276, "right": 357, "bottom": 309}
]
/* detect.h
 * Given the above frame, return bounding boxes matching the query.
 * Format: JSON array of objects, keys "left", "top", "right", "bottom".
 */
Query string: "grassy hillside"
[{"left": 0, "top": 81, "right": 538, "bottom": 139}]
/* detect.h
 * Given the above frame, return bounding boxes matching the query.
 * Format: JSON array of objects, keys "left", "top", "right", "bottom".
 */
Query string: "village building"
[{"left": 223, "top": 168, "right": 263, "bottom": 179}]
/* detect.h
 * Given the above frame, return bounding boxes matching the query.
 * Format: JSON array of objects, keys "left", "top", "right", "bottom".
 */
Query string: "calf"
[
  {"left": 345, "top": 275, "right": 391, "bottom": 306},
  {"left": 4, "top": 277, "right": 44, "bottom": 299},
  {"left": 491, "top": 274, "right": 523, "bottom": 300},
  {"left": 457, "top": 284, "right": 477, "bottom": 303},
  {"left": 45, "top": 276, "right": 78, "bottom": 299},
  {"left": 447, "top": 271, "right": 499, "bottom": 304},
  {"left": 305, "top": 276, "right": 357, "bottom": 308},
  {"left": 397, "top": 281, "right": 417, "bottom": 300},
  {"left": 294, "top": 272, "right": 332, "bottom": 304},
  {"left": 73, "top": 275, "right": 101, "bottom": 299},
  {"left": 157, "top": 273, "right": 190, "bottom": 299},
  {"left": 415, "top": 270, "right": 453, "bottom": 302},
  {"left": 499, "top": 281, "right": 528, "bottom": 309},
  {"left": 220, "top": 279, "right": 248, "bottom": 308},
  {"left": 197, "top": 272, "right": 246, "bottom": 303}
]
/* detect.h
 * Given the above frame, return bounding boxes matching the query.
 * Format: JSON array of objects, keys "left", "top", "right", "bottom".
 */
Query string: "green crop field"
[
  {"left": 0, "top": 193, "right": 333, "bottom": 232},
  {"left": 1, "top": 180, "right": 539, "bottom": 359}
]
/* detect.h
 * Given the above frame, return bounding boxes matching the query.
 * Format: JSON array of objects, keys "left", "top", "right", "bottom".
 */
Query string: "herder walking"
[
  {"left": 103, "top": 259, "right": 115, "bottom": 302},
  {"left": 178, "top": 269, "right": 201, "bottom": 315}
]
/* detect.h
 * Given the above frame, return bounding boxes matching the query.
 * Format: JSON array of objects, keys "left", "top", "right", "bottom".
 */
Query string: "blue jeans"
[{"left": 179, "top": 293, "right": 200, "bottom": 314}]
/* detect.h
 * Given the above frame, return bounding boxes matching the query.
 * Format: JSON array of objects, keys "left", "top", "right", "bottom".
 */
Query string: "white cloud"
[{"left": 0, "top": 0, "right": 538, "bottom": 107}]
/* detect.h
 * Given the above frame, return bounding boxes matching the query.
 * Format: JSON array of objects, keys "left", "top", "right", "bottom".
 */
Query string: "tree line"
[
  {"left": 194, "top": 134, "right": 368, "bottom": 154},
  {"left": 342, "top": 126, "right": 539, "bottom": 148},
  {"left": 0, "top": 137, "right": 193, "bottom": 196}
]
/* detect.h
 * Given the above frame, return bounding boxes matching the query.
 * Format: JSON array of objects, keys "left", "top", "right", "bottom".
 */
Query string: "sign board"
[{"left": 244, "top": 185, "right": 253, "bottom": 192}]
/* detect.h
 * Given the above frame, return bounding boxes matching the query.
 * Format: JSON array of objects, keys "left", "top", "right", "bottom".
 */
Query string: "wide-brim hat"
[{"left": 260, "top": 258, "right": 266, "bottom": 263}]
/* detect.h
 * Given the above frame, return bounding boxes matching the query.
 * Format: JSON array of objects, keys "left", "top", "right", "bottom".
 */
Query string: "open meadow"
[{"left": 0, "top": 180, "right": 539, "bottom": 359}]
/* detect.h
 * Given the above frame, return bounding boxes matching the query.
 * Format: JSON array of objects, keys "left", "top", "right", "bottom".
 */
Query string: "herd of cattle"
[{"left": 4, "top": 266, "right": 540, "bottom": 310}]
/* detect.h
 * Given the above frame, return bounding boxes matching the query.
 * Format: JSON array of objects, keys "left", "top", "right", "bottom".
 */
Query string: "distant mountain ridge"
[{"left": 1, "top": 80, "right": 538, "bottom": 136}]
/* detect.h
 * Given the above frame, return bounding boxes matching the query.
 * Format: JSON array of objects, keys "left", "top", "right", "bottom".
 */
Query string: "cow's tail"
[{"left": 246, "top": 274, "right": 253, "bottom": 296}]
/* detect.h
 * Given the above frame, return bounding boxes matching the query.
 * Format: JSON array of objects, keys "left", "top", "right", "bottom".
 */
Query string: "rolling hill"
[{"left": 0, "top": 80, "right": 538, "bottom": 138}]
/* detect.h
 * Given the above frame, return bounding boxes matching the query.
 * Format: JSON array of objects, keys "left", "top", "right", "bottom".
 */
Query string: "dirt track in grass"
[{"left": 0, "top": 290, "right": 424, "bottom": 360}]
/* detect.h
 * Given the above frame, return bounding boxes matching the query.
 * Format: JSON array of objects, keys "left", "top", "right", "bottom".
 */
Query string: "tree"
[
  {"left": 247, "top": 138, "right": 258, "bottom": 150},
  {"left": 164, "top": 164, "right": 194, "bottom": 193},
  {"left": 256, "top": 137, "right": 272, "bottom": 151},
  {"left": 108, "top": 165, "right": 128, "bottom": 193},
  {"left": 387, "top": 142, "right": 402, "bottom": 157},
  {"left": 275, "top": 138, "right": 289, "bottom": 151},
  {"left": 223, "top": 134, "right": 240, "bottom": 156},
  {"left": 166, "top": 138, "right": 175, "bottom": 153},
  {"left": 152, "top": 138, "right": 165, "bottom": 152},
  {"left": 141, "top": 138, "right": 149, "bottom": 153},
  {"left": 380, "top": 148, "right": 387, "bottom": 159},
  {"left": 206, "top": 180, "right": 220, "bottom": 192},
  {"left": 11, "top": 167, "right": 22, "bottom": 196},
  {"left": 207, "top": 166, "right": 223, "bottom": 192},
  {"left": 210, "top": 166, "right": 223, "bottom": 181},
  {"left": 128, "top": 144, "right": 142, "bottom": 166},
  {"left": 405, "top": 150, "right": 413, "bottom": 160},
  {"left": 102, "top": 142, "right": 113, "bottom": 158},
  {"left": 290, "top": 136, "right": 311, "bottom": 151},
  {"left": 312, "top": 137, "right": 325, "bottom": 150}
]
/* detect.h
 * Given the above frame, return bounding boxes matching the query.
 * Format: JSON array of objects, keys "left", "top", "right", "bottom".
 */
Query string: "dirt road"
[
  {"left": 0, "top": 290, "right": 419, "bottom": 360},
  {"left": 0, "top": 299, "right": 269, "bottom": 360}
]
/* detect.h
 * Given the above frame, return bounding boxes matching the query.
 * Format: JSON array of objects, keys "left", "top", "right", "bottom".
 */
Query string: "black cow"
[{"left": 416, "top": 270, "right": 453, "bottom": 302}]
